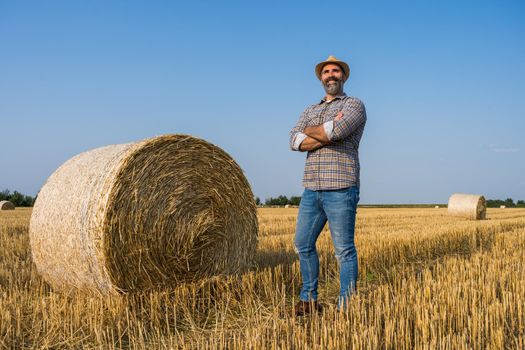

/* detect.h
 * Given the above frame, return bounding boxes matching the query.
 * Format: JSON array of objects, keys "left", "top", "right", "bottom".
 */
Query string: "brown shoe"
[{"left": 294, "top": 300, "right": 323, "bottom": 317}]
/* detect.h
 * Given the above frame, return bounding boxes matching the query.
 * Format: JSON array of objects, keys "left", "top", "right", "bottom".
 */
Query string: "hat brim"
[{"left": 315, "top": 61, "right": 350, "bottom": 81}]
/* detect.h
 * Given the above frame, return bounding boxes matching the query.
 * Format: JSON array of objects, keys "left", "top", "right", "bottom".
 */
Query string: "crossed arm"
[
  {"left": 299, "top": 127, "right": 330, "bottom": 151},
  {"left": 298, "top": 112, "right": 343, "bottom": 151},
  {"left": 290, "top": 98, "right": 367, "bottom": 152},
  {"left": 298, "top": 135, "right": 326, "bottom": 151}
]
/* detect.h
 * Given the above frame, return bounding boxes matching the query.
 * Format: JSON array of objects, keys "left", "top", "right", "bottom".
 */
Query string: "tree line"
[
  {"left": 2, "top": 188, "right": 523, "bottom": 209},
  {"left": 255, "top": 195, "right": 302, "bottom": 206},
  {"left": 486, "top": 198, "right": 525, "bottom": 208},
  {"left": 0, "top": 189, "right": 36, "bottom": 207},
  {"left": 255, "top": 196, "right": 525, "bottom": 208}
]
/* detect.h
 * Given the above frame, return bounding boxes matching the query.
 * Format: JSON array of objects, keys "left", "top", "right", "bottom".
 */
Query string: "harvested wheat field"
[{"left": 1, "top": 207, "right": 524, "bottom": 349}]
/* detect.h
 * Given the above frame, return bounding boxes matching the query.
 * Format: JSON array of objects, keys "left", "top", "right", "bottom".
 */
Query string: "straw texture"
[
  {"left": 0, "top": 201, "right": 15, "bottom": 210},
  {"left": 447, "top": 193, "right": 486, "bottom": 220},
  {"left": 29, "top": 135, "right": 258, "bottom": 295}
]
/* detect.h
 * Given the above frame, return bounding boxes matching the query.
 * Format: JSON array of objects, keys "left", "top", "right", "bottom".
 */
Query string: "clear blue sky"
[{"left": 1, "top": 1, "right": 524, "bottom": 204}]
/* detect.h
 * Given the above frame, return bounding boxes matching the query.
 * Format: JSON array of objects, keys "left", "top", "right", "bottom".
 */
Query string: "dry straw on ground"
[
  {"left": 29, "top": 134, "right": 258, "bottom": 295},
  {"left": 3, "top": 207, "right": 525, "bottom": 348},
  {"left": 0, "top": 201, "right": 15, "bottom": 210},
  {"left": 447, "top": 193, "right": 486, "bottom": 220}
]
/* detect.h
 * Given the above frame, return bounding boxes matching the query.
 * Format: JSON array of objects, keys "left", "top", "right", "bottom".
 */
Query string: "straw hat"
[{"left": 315, "top": 55, "right": 350, "bottom": 81}]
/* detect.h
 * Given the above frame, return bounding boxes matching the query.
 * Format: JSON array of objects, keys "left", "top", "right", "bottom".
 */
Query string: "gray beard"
[{"left": 323, "top": 81, "right": 343, "bottom": 95}]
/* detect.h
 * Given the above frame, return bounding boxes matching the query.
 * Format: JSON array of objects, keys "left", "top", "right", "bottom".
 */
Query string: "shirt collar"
[{"left": 319, "top": 92, "right": 347, "bottom": 104}]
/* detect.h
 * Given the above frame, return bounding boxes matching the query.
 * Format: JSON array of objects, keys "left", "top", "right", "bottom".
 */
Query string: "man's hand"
[{"left": 334, "top": 111, "right": 343, "bottom": 121}]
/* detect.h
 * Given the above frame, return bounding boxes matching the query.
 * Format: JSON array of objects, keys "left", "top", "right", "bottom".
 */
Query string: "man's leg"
[
  {"left": 323, "top": 186, "right": 360, "bottom": 309},
  {"left": 294, "top": 188, "right": 327, "bottom": 302}
]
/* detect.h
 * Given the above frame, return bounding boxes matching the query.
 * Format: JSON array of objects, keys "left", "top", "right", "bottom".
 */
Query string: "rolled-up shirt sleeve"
[
  {"left": 289, "top": 107, "right": 311, "bottom": 151},
  {"left": 323, "top": 120, "right": 334, "bottom": 140},
  {"left": 329, "top": 98, "right": 366, "bottom": 142},
  {"left": 291, "top": 132, "right": 307, "bottom": 151}
]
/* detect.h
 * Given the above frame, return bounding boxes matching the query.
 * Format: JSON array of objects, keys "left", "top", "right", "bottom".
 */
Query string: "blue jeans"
[{"left": 294, "top": 187, "right": 360, "bottom": 307}]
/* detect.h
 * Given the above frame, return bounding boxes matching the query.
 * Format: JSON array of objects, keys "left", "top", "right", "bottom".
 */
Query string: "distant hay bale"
[
  {"left": 285, "top": 204, "right": 290, "bottom": 208},
  {"left": 434, "top": 206, "right": 440, "bottom": 209},
  {"left": 0, "top": 201, "right": 15, "bottom": 210},
  {"left": 447, "top": 193, "right": 486, "bottom": 220},
  {"left": 500, "top": 205, "right": 506, "bottom": 209},
  {"left": 29, "top": 135, "right": 258, "bottom": 295}
]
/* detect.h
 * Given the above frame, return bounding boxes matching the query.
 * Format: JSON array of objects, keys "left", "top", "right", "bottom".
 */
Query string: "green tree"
[
  {"left": 289, "top": 196, "right": 301, "bottom": 206},
  {"left": 265, "top": 195, "right": 289, "bottom": 206},
  {"left": 0, "top": 189, "right": 10, "bottom": 201},
  {"left": 0, "top": 189, "right": 36, "bottom": 207},
  {"left": 9, "top": 191, "right": 25, "bottom": 206},
  {"left": 264, "top": 195, "right": 302, "bottom": 206}
]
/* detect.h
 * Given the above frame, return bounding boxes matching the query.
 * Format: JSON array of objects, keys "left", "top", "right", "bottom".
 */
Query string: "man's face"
[{"left": 321, "top": 63, "right": 345, "bottom": 95}]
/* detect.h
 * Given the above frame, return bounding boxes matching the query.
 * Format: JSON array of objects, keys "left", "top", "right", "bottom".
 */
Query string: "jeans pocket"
[{"left": 347, "top": 187, "right": 360, "bottom": 210}]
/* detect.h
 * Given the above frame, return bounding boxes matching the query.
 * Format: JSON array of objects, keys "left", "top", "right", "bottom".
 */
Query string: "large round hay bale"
[
  {"left": 0, "top": 201, "right": 15, "bottom": 210},
  {"left": 447, "top": 193, "right": 486, "bottom": 220},
  {"left": 30, "top": 135, "right": 258, "bottom": 295}
]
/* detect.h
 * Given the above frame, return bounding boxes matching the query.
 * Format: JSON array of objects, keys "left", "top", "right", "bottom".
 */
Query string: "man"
[{"left": 289, "top": 55, "right": 366, "bottom": 315}]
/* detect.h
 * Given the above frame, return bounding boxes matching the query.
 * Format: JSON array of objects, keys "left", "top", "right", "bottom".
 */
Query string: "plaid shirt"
[{"left": 289, "top": 94, "right": 366, "bottom": 190}]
